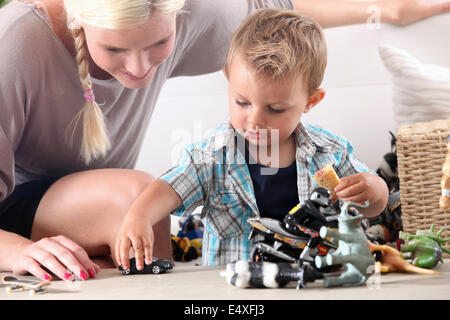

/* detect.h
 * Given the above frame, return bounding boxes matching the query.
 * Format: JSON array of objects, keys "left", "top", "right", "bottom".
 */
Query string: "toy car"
[{"left": 119, "top": 257, "right": 173, "bottom": 275}]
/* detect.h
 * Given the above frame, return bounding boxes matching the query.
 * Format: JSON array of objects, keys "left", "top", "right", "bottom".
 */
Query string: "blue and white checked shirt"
[{"left": 160, "top": 121, "right": 374, "bottom": 265}]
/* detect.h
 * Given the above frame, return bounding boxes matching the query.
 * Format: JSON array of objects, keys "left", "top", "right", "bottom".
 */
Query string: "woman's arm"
[{"left": 293, "top": 0, "right": 450, "bottom": 28}]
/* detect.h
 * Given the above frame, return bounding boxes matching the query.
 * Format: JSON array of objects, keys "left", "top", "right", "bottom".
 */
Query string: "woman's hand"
[
  {"left": 381, "top": 0, "right": 450, "bottom": 25},
  {"left": 115, "top": 213, "right": 154, "bottom": 272},
  {"left": 11, "top": 235, "right": 100, "bottom": 281}
]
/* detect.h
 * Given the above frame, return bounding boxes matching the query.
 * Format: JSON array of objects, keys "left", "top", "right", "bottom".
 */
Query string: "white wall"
[{"left": 135, "top": 12, "right": 450, "bottom": 177}]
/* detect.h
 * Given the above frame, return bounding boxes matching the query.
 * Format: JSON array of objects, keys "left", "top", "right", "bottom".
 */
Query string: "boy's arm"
[
  {"left": 115, "top": 179, "right": 182, "bottom": 270},
  {"left": 293, "top": 0, "right": 450, "bottom": 28}
]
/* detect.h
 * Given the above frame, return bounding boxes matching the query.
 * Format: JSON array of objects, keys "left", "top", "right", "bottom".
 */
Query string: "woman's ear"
[
  {"left": 222, "top": 67, "right": 229, "bottom": 80},
  {"left": 305, "top": 88, "right": 325, "bottom": 113}
]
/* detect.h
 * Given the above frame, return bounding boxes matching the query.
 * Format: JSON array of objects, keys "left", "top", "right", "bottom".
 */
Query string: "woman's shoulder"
[{"left": 0, "top": 1, "right": 58, "bottom": 62}]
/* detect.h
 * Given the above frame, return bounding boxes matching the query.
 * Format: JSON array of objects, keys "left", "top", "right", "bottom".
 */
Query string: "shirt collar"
[{"left": 205, "top": 120, "right": 331, "bottom": 159}]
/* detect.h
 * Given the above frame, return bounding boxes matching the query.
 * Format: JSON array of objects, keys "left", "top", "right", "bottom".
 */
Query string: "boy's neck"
[{"left": 246, "top": 135, "right": 296, "bottom": 168}]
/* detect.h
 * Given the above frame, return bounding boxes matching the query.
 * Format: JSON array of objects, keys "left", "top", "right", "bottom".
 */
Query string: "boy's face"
[{"left": 224, "top": 52, "right": 325, "bottom": 149}]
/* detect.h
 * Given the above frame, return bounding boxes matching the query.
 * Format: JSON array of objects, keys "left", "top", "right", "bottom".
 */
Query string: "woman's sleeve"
[
  {"left": 0, "top": 14, "right": 28, "bottom": 202},
  {"left": 169, "top": 0, "right": 294, "bottom": 77},
  {"left": 0, "top": 78, "right": 26, "bottom": 202}
]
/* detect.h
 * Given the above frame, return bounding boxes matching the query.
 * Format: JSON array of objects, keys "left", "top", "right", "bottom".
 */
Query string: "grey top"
[{"left": 0, "top": 0, "right": 293, "bottom": 201}]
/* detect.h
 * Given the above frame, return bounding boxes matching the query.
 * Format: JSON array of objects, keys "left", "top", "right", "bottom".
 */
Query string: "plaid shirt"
[{"left": 160, "top": 121, "right": 374, "bottom": 266}]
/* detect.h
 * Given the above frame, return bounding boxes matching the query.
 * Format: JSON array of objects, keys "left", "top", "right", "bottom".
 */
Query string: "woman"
[{"left": 0, "top": 0, "right": 448, "bottom": 282}]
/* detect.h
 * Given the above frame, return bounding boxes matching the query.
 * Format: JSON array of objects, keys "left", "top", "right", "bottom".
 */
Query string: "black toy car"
[{"left": 119, "top": 257, "right": 173, "bottom": 275}]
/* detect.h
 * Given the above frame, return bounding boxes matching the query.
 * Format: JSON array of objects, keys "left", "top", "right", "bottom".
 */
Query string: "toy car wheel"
[
  {"left": 122, "top": 269, "right": 131, "bottom": 275},
  {"left": 152, "top": 265, "right": 161, "bottom": 274}
]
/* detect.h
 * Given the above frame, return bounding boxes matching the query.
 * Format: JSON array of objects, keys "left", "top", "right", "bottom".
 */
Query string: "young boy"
[{"left": 115, "top": 9, "right": 389, "bottom": 269}]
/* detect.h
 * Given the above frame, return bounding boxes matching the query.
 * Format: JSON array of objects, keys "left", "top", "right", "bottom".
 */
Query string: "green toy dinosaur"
[
  {"left": 400, "top": 224, "right": 450, "bottom": 269},
  {"left": 0, "top": 0, "right": 12, "bottom": 8}
]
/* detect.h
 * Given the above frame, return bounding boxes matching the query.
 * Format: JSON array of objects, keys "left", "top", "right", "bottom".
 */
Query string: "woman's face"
[{"left": 82, "top": 13, "right": 176, "bottom": 89}]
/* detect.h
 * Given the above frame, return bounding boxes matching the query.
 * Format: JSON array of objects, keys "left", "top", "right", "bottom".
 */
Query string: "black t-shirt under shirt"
[{"left": 244, "top": 146, "right": 299, "bottom": 222}]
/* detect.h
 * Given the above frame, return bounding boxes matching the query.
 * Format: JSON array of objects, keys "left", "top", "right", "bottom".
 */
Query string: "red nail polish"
[
  {"left": 87, "top": 268, "right": 96, "bottom": 278},
  {"left": 80, "top": 270, "right": 88, "bottom": 280},
  {"left": 44, "top": 274, "right": 51, "bottom": 281},
  {"left": 64, "top": 273, "right": 73, "bottom": 281}
]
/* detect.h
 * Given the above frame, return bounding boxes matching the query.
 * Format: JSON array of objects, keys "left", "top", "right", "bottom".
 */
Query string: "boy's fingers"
[
  {"left": 143, "top": 239, "right": 153, "bottom": 266},
  {"left": 335, "top": 175, "right": 358, "bottom": 192},
  {"left": 131, "top": 237, "right": 145, "bottom": 271},
  {"left": 340, "top": 192, "right": 368, "bottom": 204},
  {"left": 336, "top": 179, "right": 364, "bottom": 199},
  {"left": 115, "top": 238, "right": 122, "bottom": 268},
  {"left": 119, "top": 238, "right": 131, "bottom": 270}
]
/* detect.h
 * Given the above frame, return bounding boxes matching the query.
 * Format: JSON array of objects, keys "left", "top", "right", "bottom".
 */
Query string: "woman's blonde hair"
[
  {"left": 63, "top": 0, "right": 185, "bottom": 163},
  {"left": 224, "top": 9, "right": 327, "bottom": 95}
]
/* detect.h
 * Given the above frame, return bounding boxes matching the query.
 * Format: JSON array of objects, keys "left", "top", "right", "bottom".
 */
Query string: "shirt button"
[{"left": 221, "top": 195, "right": 230, "bottom": 204}]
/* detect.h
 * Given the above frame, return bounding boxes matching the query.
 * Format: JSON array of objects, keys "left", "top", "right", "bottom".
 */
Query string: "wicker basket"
[{"left": 396, "top": 118, "right": 450, "bottom": 258}]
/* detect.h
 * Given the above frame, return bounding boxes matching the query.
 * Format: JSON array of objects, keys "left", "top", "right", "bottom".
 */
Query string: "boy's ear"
[{"left": 305, "top": 88, "right": 325, "bottom": 113}]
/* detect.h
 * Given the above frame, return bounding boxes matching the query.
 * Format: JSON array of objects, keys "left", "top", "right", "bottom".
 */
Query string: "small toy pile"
[
  {"left": 222, "top": 163, "right": 445, "bottom": 290},
  {"left": 171, "top": 214, "right": 203, "bottom": 262}
]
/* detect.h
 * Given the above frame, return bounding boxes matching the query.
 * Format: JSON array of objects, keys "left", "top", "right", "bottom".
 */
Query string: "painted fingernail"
[
  {"left": 64, "top": 272, "right": 73, "bottom": 281},
  {"left": 87, "top": 268, "right": 96, "bottom": 278},
  {"left": 44, "top": 274, "right": 52, "bottom": 281},
  {"left": 80, "top": 270, "right": 88, "bottom": 280}
]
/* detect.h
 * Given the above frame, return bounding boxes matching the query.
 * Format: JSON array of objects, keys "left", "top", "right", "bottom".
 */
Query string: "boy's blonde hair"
[
  {"left": 63, "top": 0, "right": 185, "bottom": 163},
  {"left": 225, "top": 9, "right": 327, "bottom": 95}
]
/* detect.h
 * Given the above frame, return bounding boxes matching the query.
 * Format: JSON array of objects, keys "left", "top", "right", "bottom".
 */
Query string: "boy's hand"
[
  {"left": 334, "top": 172, "right": 377, "bottom": 204},
  {"left": 115, "top": 213, "right": 154, "bottom": 272},
  {"left": 334, "top": 172, "right": 389, "bottom": 217}
]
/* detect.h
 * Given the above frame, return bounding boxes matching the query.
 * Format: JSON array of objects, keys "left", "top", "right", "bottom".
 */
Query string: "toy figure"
[
  {"left": 440, "top": 135, "right": 450, "bottom": 210},
  {"left": 283, "top": 187, "right": 332, "bottom": 233},
  {"left": 247, "top": 187, "right": 339, "bottom": 265},
  {"left": 399, "top": 224, "right": 450, "bottom": 269},
  {"left": 315, "top": 201, "right": 375, "bottom": 287},
  {"left": 171, "top": 213, "right": 203, "bottom": 262},
  {"left": 221, "top": 260, "right": 323, "bottom": 290},
  {"left": 368, "top": 241, "right": 440, "bottom": 274},
  {"left": 171, "top": 235, "right": 201, "bottom": 262},
  {"left": 177, "top": 214, "right": 204, "bottom": 240}
]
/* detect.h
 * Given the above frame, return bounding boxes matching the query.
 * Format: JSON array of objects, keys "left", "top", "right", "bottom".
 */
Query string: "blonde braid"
[{"left": 68, "top": 27, "right": 111, "bottom": 164}]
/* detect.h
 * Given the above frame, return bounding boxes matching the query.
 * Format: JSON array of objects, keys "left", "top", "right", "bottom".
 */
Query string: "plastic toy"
[
  {"left": 440, "top": 135, "right": 450, "bottom": 210},
  {"left": 399, "top": 224, "right": 450, "bottom": 269},
  {"left": 376, "top": 131, "right": 399, "bottom": 192},
  {"left": 248, "top": 187, "right": 338, "bottom": 266},
  {"left": 2, "top": 275, "right": 51, "bottom": 295},
  {"left": 220, "top": 260, "right": 323, "bottom": 290},
  {"left": 177, "top": 214, "right": 204, "bottom": 240},
  {"left": 283, "top": 187, "right": 334, "bottom": 232},
  {"left": 368, "top": 241, "right": 440, "bottom": 274},
  {"left": 315, "top": 201, "right": 375, "bottom": 287},
  {"left": 0, "top": 0, "right": 12, "bottom": 9},
  {"left": 118, "top": 257, "right": 173, "bottom": 275},
  {"left": 171, "top": 235, "right": 201, "bottom": 262}
]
